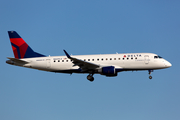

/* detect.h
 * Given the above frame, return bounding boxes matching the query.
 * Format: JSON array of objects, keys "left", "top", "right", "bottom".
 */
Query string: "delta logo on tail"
[{"left": 8, "top": 31, "right": 45, "bottom": 59}]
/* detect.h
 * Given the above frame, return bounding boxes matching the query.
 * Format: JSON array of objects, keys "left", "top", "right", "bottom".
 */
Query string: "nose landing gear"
[{"left": 148, "top": 70, "right": 153, "bottom": 79}]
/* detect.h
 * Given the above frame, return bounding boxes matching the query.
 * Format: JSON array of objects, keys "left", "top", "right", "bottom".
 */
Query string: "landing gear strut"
[
  {"left": 87, "top": 73, "right": 94, "bottom": 82},
  {"left": 148, "top": 70, "right": 153, "bottom": 79}
]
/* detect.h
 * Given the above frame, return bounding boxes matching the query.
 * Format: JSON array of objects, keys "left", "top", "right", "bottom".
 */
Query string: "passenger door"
[
  {"left": 144, "top": 55, "right": 149, "bottom": 64},
  {"left": 46, "top": 59, "right": 51, "bottom": 68}
]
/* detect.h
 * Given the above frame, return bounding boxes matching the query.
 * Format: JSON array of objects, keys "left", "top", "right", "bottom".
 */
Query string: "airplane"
[{"left": 6, "top": 31, "right": 172, "bottom": 82}]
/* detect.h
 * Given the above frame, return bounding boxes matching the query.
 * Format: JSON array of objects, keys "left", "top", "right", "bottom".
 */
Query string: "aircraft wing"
[
  {"left": 63, "top": 50, "right": 100, "bottom": 71},
  {"left": 7, "top": 57, "right": 29, "bottom": 64}
]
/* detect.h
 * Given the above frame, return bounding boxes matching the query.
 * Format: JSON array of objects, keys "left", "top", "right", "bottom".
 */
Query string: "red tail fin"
[{"left": 8, "top": 31, "right": 45, "bottom": 59}]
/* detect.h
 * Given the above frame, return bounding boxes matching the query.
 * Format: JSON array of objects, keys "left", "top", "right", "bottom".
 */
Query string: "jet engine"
[{"left": 98, "top": 66, "right": 117, "bottom": 77}]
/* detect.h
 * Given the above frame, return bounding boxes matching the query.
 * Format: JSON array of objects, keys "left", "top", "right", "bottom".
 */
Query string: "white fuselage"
[
  {"left": 9, "top": 53, "right": 171, "bottom": 74},
  {"left": 6, "top": 31, "right": 172, "bottom": 81}
]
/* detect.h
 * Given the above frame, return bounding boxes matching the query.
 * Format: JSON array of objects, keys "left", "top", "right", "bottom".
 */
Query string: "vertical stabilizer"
[{"left": 8, "top": 31, "right": 45, "bottom": 59}]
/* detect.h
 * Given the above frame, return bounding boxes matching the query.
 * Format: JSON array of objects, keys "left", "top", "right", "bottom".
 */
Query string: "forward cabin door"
[
  {"left": 144, "top": 55, "right": 149, "bottom": 64},
  {"left": 46, "top": 59, "right": 51, "bottom": 68}
]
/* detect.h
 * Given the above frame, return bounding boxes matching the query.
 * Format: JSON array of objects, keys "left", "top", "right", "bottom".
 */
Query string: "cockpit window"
[
  {"left": 154, "top": 56, "right": 158, "bottom": 59},
  {"left": 154, "top": 56, "right": 163, "bottom": 59}
]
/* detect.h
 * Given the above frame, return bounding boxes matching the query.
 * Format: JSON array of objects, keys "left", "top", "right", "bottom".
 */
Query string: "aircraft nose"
[{"left": 165, "top": 61, "right": 172, "bottom": 68}]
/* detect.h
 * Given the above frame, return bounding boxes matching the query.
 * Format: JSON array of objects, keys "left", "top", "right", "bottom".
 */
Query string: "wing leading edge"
[{"left": 63, "top": 50, "right": 100, "bottom": 71}]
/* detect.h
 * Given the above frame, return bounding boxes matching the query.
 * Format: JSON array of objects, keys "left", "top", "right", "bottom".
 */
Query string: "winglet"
[{"left": 63, "top": 50, "right": 71, "bottom": 58}]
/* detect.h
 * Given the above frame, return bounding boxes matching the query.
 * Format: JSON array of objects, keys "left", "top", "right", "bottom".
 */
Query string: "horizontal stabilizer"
[{"left": 7, "top": 57, "right": 29, "bottom": 64}]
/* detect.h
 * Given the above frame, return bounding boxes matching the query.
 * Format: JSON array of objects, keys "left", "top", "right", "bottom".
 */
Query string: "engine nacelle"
[{"left": 98, "top": 66, "right": 117, "bottom": 77}]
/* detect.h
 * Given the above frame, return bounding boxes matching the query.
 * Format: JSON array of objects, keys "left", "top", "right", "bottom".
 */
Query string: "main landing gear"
[
  {"left": 87, "top": 73, "right": 94, "bottom": 82},
  {"left": 148, "top": 70, "right": 153, "bottom": 79}
]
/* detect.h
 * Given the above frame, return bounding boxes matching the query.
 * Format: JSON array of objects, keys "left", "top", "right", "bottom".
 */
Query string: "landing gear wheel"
[
  {"left": 148, "top": 70, "right": 153, "bottom": 80},
  {"left": 87, "top": 75, "right": 94, "bottom": 82},
  {"left": 89, "top": 77, "right": 94, "bottom": 82}
]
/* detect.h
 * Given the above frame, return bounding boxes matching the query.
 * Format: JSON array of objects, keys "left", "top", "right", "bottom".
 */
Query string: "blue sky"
[{"left": 0, "top": 0, "right": 180, "bottom": 120}]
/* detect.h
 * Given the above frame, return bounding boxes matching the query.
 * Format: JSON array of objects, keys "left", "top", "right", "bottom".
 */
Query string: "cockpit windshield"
[{"left": 154, "top": 56, "right": 163, "bottom": 59}]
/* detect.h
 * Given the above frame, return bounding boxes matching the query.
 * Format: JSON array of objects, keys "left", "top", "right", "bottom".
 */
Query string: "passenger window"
[
  {"left": 127, "top": 58, "right": 129, "bottom": 60},
  {"left": 84, "top": 59, "right": 86, "bottom": 61},
  {"left": 131, "top": 58, "right": 133, "bottom": 60},
  {"left": 106, "top": 58, "right": 108, "bottom": 60},
  {"left": 66, "top": 60, "right": 68, "bottom": 62},
  {"left": 54, "top": 60, "right": 56, "bottom": 62},
  {"left": 114, "top": 58, "right": 116, "bottom": 60},
  {"left": 101, "top": 58, "right": 103, "bottom": 61},
  {"left": 110, "top": 58, "right": 112, "bottom": 60},
  {"left": 118, "top": 58, "right": 120, "bottom": 60},
  {"left": 62, "top": 60, "right": 64, "bottom": 62},
  {"left": 88, "top": 59, "right": 90, "bottom": 61},
  {"left": 123, "top": 58, "right": 124, "bottom": 60},
  {"left": 58, "top": 60, "right": 60, "bottom": 62},
  {"left": 92, "top": 59, "right": 94, "bottom": 61},
  {"left": 97, "top": 59, "right": 99, "bottom": 61}
]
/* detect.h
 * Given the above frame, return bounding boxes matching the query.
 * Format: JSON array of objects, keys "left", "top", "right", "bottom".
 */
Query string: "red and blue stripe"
[{"left": 8, "top": 31, "right": 45, "bottom": 59}]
